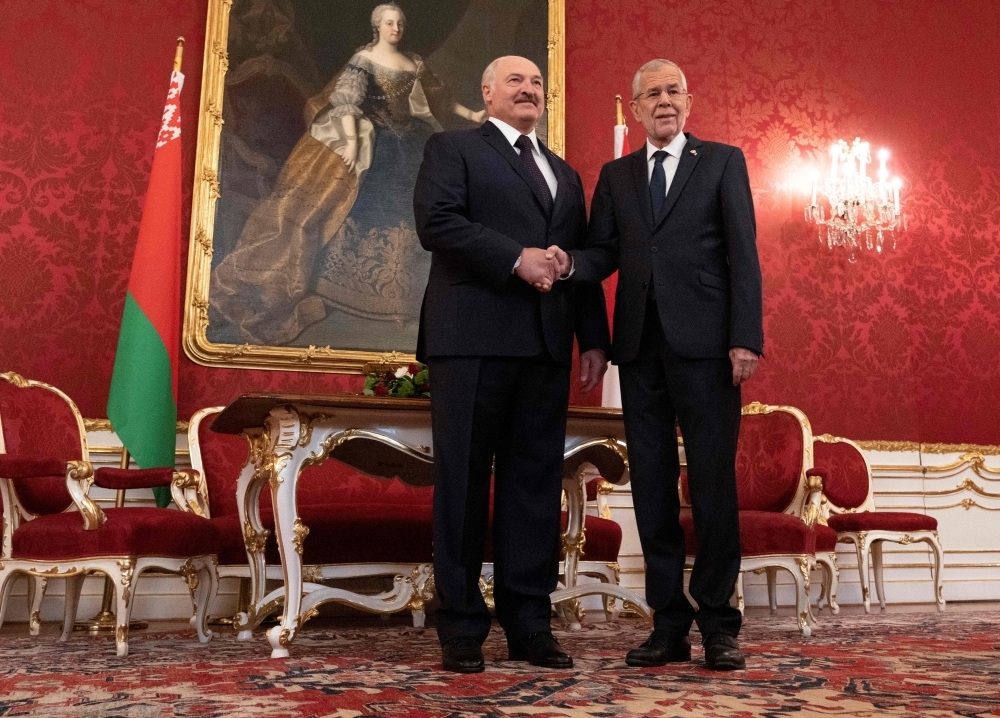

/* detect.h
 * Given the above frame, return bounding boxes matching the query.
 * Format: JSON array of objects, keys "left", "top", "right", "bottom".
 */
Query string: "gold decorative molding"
[
  {"left": 854, "top": 439, "right": 1000, "bottom": 455},
  {"left": 181, "top": 0, "right": 566, "bottom": 373},
  {"left": 291, "top": 518, "right": 309, "bottom": 556},
  {"left": 84, "top": 418, "right": 189, "bottom": 434}
]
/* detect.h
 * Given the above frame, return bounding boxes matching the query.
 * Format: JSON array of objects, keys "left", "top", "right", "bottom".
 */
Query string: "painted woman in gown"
[{"left": 211, "top": 3, "right": 485, "bottom": 347}]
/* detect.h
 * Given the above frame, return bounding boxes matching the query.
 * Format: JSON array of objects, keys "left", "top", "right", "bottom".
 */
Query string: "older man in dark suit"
[
  {"left": 557, "top": 59, "right": 763, "bottom": 670},
  {"left": 413, "top": 55, "right": 610, "bottom": 674}
]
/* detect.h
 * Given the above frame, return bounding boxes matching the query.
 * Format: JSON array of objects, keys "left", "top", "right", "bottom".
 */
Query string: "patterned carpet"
[{"left": 1, "top": 612, "right": 999, "bottom": 717}]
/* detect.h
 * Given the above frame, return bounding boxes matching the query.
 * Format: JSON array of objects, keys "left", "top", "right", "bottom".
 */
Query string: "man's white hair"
[
  {"left": 481, "top": 55, "right": 541, "bottom": 89},
  {"left": 632, "top": 59, "right": 687, "bottom": 99}
]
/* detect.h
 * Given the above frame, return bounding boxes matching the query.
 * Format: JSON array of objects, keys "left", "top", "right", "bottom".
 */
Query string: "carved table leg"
[
  {"left": 264, "top": 407, "right": 307, "bottom": 659},
  {"left": 234, "top": 444, "right": 270, "bottom": 642}
]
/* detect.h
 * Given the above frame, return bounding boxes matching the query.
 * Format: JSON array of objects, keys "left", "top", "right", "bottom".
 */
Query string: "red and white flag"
[
  {"left": 614, "top": 123, "right": 630, "bottom": 159},
  {"left": 602, "top": 96, "right": 631, "bottom": 408}
]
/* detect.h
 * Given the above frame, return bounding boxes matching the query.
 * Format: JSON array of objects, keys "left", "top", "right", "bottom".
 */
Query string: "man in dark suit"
[
  {"left": 413, "top": 55, "right": 610, "bottom": 674},
  {"left": 558, "top": 59, "right": 763, "bottom": 671}
]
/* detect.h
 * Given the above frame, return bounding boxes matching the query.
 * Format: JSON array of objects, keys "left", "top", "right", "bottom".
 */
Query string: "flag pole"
[
  {"left": 174, "top": 36, "right": 184, "bottom": 71},
  {"left": 615, "top": 94, "right": 624, "bottom": 126}
]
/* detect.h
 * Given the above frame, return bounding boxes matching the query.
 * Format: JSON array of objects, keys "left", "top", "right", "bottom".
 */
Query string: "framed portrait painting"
[{"left": 183, "top": 0, "right": 565, "bottom": 372}]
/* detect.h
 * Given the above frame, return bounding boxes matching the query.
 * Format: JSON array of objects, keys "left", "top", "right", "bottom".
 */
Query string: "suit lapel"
[
  {"left": 652, "top": 133, "right": 703, "bottom": 231},
  {"left": 480, "top": 122, "right": 549, "bottom": 216},
  {"left": 629, "top": 147, "right": 656, "bottom": 230}
]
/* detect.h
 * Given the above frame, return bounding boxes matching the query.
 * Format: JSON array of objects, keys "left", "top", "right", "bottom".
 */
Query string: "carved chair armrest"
[
  {"left": 171, "top": 469, "right": 210, "bottom": 518},
  {"left": 802, "top": 468, "right": 828, "bottom": 528},
  {"left": 94, "top": 466, "right": 175, "bottom": 490},
  {"left": 65, "top": 460, "right": 106, "bottom": 530}
]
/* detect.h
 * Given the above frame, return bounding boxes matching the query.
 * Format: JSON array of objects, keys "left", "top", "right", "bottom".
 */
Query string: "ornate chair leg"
[
  {"left": 188, "top": 557, "right": 217, "bottom": 644},
  {"left": 0, "top": 567, "right": 15, "bottom": 631},
  {"left": 765, "top": 566, "right": 778, "bottom": 615},
  {"left": 27, "top": 576, "right": 47, "bottom": 636},
  {"left": 853, "top": 533, "right": 872, "bottom": 614},
  {"left": 926, "top": 532, "right": 946, "bottom": 612},
  {"left": 792, "top": 561, "right": 812, "bottom": 638},
  {"left": 112, "top": 560, "right": 136, "bottom": 658},
  {"left": 61, "top": 574, "right": 84, "bottom": 641},
  {"left": 871, "top": 541, "right": 886, "bottom": 611},
  {"left": 734, "top": 572, "right": 745, "bottom": 615},
  {"left": 818, "top": 553, "right": 840, "bottom": 615}
]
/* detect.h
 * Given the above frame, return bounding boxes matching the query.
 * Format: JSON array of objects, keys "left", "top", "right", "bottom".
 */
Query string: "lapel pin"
[{"left": 690, "top": 149, "right": 698, "bottom": 156}]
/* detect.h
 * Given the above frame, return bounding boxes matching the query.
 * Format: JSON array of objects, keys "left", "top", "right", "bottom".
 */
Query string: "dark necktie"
[
  {"left": 514, "top": 134, "right": 554, "bottom": 215},
  {"left": 649, "top": 149, "right": 668, "bottom": 218}
]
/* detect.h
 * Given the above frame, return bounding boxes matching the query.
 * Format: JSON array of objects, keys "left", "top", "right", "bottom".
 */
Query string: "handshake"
[{"left": 515, "top": 246, "right": 573, "bottom": 292}]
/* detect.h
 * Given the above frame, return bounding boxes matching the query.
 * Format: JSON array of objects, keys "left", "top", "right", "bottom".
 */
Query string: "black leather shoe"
[
  {"left": 625, "top": 631, "right": 692, "bottom": 667},
  {"left": 703, "top": 633, "right": 746, "bottom": 671},
  {"left": 508, "top": 632, "right": 574, "bottom": 669},
  {"left": 441, "top": 637, "right": 485, "bottom": 673}
]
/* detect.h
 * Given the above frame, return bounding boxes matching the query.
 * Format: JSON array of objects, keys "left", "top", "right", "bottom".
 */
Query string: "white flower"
[{"left": 394, "top": 366, "right": 409, "bottom": 378}]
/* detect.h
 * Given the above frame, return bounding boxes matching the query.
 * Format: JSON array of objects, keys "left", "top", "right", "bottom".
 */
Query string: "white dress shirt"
[
  {"left": 489, "top": 117, "right": 558, "bottom": 199},
  {"left": 646, "top": 132, "right": 688, "bottom": 197}
]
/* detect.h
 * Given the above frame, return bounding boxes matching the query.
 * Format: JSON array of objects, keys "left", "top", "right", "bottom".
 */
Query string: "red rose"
[
  {"left": 408, "top": 363, "right": 422, "bottom": 375},
  {"left": 374, "top": 385, "right": 389, "bottom": 396}
]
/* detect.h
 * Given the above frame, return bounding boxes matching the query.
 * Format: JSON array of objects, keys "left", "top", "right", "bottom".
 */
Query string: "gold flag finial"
[
  {"left": 173, "top": 37, "right": 185, "bottom": 72},
  {"left": 615, "top": 94, "right": 624, "bottom": 125}
]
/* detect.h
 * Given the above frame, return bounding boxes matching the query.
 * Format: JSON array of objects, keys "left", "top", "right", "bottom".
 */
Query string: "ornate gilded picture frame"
[{"left": 183, "top": 0, "right": 565, "bottom": 373}]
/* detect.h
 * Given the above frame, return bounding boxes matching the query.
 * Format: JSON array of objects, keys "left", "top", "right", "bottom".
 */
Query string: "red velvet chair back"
[
  {"left": 0, "top": 374, "right": 84, "bottom": 516},
  {"left": 190, "top": 408, "right": 433, "bottom": 520},
  {"left": 734, "top": 406, "right": 809, "bottom": 513},
  {"left": 813, "top": 436, "right": 872, "bottom": 511}
]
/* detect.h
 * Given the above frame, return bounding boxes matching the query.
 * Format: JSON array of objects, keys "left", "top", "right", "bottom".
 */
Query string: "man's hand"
[
  {"left": 515, "top": 247, "right": 560, "bottom": 291},
  {"left": 579, "top": 349, "right": 608, "bottom": 394},
  {"left": 545, "top": 245, "right": 573, "bottom": 277},
  {"left": 729, "top": 347, "right": 759, "bottom": 386}
]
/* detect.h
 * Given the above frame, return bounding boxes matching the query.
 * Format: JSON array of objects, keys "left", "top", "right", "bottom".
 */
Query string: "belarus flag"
[{"left": 107, "top": 53, "right": 184, "bottom": 507}]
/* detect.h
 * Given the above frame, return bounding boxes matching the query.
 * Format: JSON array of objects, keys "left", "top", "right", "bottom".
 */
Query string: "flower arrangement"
[{"left": 363, "top": 362, "right": 430, "bottom": 398}]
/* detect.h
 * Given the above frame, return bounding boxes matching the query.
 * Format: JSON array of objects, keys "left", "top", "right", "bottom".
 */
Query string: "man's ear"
[
  {"left": 482, "top": 84, "right": 493, "bottom": 110},
  {"left": 629, "top": 99, "right": 642, "bottom": 123}
]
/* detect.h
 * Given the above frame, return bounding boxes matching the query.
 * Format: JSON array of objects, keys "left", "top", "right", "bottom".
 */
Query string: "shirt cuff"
[
  {"left": 512, "top": 254, "right": 522, "bottom": 274},
  {"left": 558, "top": 255, "right": 575, "bottom": 280}
]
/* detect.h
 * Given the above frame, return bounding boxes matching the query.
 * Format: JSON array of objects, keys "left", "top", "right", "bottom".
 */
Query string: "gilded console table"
[{"left": 211, "top": 393, "right": 649, "bottom": 658}]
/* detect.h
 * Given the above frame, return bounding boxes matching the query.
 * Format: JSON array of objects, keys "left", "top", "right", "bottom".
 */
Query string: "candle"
[
  {"left": 892, "top": 177, "right": 901, "bottom": 213},
  {"left": 878, "top": 148, "right": 889, "bottom": 176},
  {"left": 811, "top": 169, "right": 818, "bottom": 205},
  {"left": 859, "top": 143, "right": 869, "bottom": 178}
]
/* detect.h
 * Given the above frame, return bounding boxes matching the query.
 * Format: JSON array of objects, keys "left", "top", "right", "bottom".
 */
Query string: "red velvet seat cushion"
[
  {"left": 12, "top": 508, "right": 221, "bottom": 560},
  {"left": 814, "top": 524, "right": 838, "bottom": 551},
  {"left": 680, "top": 510, "right": 816, "bottom": 557},
  {"left": 559, "top": 513, "right": 621, "bottom": 563},
  {"left": 828, "top": 511, "right": 937, "bottom": 533},
  {"left": 213, "top": 508, "right": 622, "bottom": 566}
]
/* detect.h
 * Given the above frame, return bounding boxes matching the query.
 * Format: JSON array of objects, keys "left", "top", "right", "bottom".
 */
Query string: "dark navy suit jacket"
[
  {"left": 413, "top": 121, "right": 610, "bottom": 363},
  {"left": 571, "top": 133, "right": 763, "bottom": 363}
]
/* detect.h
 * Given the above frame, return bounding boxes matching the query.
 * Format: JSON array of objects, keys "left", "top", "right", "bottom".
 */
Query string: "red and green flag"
[{"left": 107, "top": 55, "right": 184, "bottom": 508}]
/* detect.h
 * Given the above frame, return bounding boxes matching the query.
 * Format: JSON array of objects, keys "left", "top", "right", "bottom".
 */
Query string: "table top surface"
[{"left": 211, "top": 392, "right": 623, "bottom": 434}]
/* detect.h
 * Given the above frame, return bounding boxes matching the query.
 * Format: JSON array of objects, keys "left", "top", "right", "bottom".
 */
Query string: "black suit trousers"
[
  {"left": 618, "top": 302, "right": 743, "bottom": 638},
  {"left": 428, "top": 354, "right": 570, "bottom": 646}
]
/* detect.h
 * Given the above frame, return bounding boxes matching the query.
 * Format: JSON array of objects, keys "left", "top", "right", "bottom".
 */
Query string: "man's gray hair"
[
  {"left": 482, "top": 57, "right": 501, "bottom": 89},
  {"left": 632, "top": 59, "right": 687, "bottom": 99}
]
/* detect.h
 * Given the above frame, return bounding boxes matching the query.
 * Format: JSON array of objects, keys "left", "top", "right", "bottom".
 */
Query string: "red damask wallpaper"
[{"left": 1, "top": 0, "right": 999, "bottom": 443}]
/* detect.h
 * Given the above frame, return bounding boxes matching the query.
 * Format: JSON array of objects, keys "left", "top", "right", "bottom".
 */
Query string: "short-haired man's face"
[
  {"left": 630, "top": 65, "right": 692, "bottom": 147},
  {"left": 483, "top": 56, "right": 545, "bottom": 131}
]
